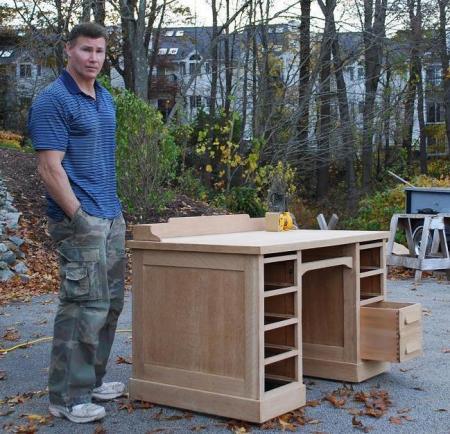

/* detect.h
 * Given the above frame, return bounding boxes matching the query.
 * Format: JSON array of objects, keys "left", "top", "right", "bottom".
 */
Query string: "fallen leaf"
[
  {"left": 307, "top": 419, "right": 320, "bottom": 424},
  {"left": 397, "top": 408, "right": 411, "bottom": 414},
  {"left": 278, "top": 415, "right": 296, "bottom": 431},
  {"left": 260, "top": 419, "right": 277, "bottom": 429},
  {"left": 352, "top": 416, "right": 372, "bottom": 432},
  {"left": 352, "top": 416, "right": 363, "bottom": 427},
  {"left": 21, "top": 413, "right": 52, "bottom": 425},
  {"left": 306, "top": 399, "right": 321, "bottom": 407},
  {"left": 413, "top": 387, "right": 425, "bottom": 391},
  {"left": 389, "top": 416, "right": 402, "bottom": 425},
  {"left": 116, "top": 355, "right": 132, "bottom": 365},
  {"left": 324, "top": 394, "right": 346, "bottom": 408},
  {"left": 0, "top": 371, "right": 6, "bottom": 380},
  {"left": 93, "top": 424, "right": 107, "bottom": 434},
  {"left": 441, "top": 348, "right": 450, "bottom": 354},
  {"left": 400, "top": 368, "right": 413, "bottom": 372},
  {"left": 435, "top": 408, "right": 448, "bottom": 412},
  {"left": 118, "top": 400, "right": 134, "bottom": 414},
  {"left": 2, "top": 328, "right": 20, "bottom": 341},
  {"left": 190, "top": 426, "right": 207, "bottom": 431},
  {"left": 354, "top": 391, "right": 369, "bottom": 403},
  {"left": 134, "top": 400, "right": 154, "bottom": 410},
  {"left": 401, "top": 415, "right": 414, "bottom": 421},
  {"left": 348, "top": 408, "right": 362, "bottom": 416},
  {"left": 3, "top": 422, "right": 38, "bottom": 433}
]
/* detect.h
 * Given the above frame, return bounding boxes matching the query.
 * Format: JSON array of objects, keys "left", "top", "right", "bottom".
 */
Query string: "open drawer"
[{"left": 360, "top": 301, "right": 422, "bottom": 363}]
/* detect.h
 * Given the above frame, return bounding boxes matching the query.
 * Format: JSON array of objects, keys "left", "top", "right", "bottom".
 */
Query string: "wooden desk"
[{"left": 128, "top": 215, "right": 422, "bottom": 423}]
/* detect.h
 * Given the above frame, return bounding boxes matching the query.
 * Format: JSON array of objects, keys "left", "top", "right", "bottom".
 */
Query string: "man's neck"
[{"left": 66, "top": 66, "right": 96, "bottom": 98}]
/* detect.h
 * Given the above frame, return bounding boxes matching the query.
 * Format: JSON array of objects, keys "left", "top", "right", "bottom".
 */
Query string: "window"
[
  {"left": 0, "top": 50, "right": 12, "bottom": 58},
  {"left": 19, "top": 63, "right": 32, "bottom": 78},
  {"left": 165, "top": 30, "right": 174, "bottom": 36},
  {"left": 179, "top": 62, "right": 186, "bottom": 75},
  {"left": 189, "top": 95, "right": 203, "bottom": 109},
  {"left": 168, "top": 48, "right": 178, "bottom": 55},
  {"left": 189, "top": 54, "right": 202, "bottom": 75},
  {"left": 175, "top": 30, "right": 184, "bottom": 37},
  {"left": 158, "top": 48, "right": 168, "bottom": 55},
  {"left": 346, "top": 66, "right": 354, "bottom": 80},
  {"left": 189, "top": 62, "right": 200, "bottom": 75},
  {"left": 426, "top": 66, "right": 441, "bottom": 85},
  {"left": 36, "top": 64, "right": 42, "bottom": 76},
  {"left": 427, "top": 102, "right": 444, "bottom": 123},
  {"left": 357, "top": 67, "right": 364, "bottom": 79}
]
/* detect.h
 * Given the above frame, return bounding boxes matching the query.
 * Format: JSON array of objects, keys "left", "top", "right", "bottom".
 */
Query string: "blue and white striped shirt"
[{"left": 28, "top": 70, "right": 121, "bottom": 221}]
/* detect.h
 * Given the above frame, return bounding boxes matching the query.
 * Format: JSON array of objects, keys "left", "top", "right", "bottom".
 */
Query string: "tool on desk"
[{"left": 265, "top": 175, "right": 298, "bottom": 231}]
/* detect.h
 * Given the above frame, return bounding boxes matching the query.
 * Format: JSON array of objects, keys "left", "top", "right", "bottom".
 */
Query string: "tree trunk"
[
  {"left": 298, "top": 0, "right": 311, "bottom": 155},
  {"left": 209, "top": 0, "right": 219, "bottom": 119},
  {"left": 323, "top": 0, "right": 356, "bottom": 204},
  {"left": 438, "top": 0, "right": 450, "bottom": 156},
  {"left": 362, "top": 0, "right": 387, "bottom": 191},
  {"left": 315, "top": 0, "right": 333, "bottom": 199}
]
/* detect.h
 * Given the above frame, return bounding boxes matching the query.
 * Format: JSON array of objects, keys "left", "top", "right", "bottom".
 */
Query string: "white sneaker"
[
  {"left": 49, "top": 403, "right": 106, "bottom": 423},
  {"left": 92, "top": 382, "right": 126, "bottom": 400}
]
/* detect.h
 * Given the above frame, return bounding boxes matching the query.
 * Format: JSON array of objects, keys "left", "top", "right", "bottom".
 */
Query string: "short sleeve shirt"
[{"left": 28, "top": 70, "right": 121, "bottom": 221}]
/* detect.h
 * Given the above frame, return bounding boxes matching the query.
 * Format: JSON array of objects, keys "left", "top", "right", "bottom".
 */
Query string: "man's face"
[{"left": 66, "top": 36, "right": 106, "bottom": 81}]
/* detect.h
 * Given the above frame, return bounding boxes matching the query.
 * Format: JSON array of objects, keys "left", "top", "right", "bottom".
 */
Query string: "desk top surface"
[{"left": 128, "top": 229, "right": 390, "bottom": 255}]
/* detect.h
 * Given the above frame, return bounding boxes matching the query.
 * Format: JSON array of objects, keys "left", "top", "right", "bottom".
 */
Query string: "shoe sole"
[
  {"left": 49, "top": 406, "right": 106, "bottom": 423},
  {"left": 92, "top": 392, "right": 124, "bottom": 401}
]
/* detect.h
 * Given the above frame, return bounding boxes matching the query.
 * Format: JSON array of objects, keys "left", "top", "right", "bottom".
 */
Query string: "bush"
[
  {"left": 113, "top": 89, "right": 179, "bottom": 214},
  {"left": 0, "top": 130, "right": 22, "bottom": 150},
  {"left": 213, "top": 186, "right": 266, "bottom": 217},
  {"left": 344, "top": 174, "right": 450, "bottom": 232}
]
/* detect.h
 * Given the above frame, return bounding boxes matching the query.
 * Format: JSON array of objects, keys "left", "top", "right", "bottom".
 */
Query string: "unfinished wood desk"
[{"left": 128, "top": 215, "right": 423, "bottom": 423}]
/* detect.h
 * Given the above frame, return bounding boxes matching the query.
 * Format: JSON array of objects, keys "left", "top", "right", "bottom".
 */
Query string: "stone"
[
  {"left": 0, "top": 261, "right": 8, "bottom": 269},
  {"left": 18, "top": 274, "right": 30, "bottom": 283},
  {"left": 4, "top": 241, "right": 20, "bottom": 254},
  {"left": 8, "top": 236, "right": 24, "bottom": 247},
  {"left": 0, "top": 268, "right": 14, "bottom": 282},
  {"left": 0, "top": 243, "right": 7, "bottom": 253},
  {"left": 0, "top": 250, "right": 16, "bottom": 265},
  {"left": 13, "top": 262, "right": 28, "bottom": 274},
  {"left": 4, "top": 212, "right": 21, "bottom": 229}
]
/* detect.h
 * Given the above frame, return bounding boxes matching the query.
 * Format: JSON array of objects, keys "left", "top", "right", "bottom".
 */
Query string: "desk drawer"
[{"left": 360, "top": 301, "right": 422, "bottom": 363}]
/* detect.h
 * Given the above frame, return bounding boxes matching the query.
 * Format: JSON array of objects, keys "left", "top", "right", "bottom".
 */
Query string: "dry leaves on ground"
[
  {"left": 2, "top": 328, "right": 20, "bottom": 342},
  {"left": 0, "top": 390, "right": 48, "bottom": 407},
  {"left": 116, "top": 355, "right": 132, "bottom": 364}
]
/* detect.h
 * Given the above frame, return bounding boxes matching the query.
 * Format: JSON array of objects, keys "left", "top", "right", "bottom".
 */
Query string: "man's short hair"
[{"left": 67, "top": 22, "right": 108, "bottom": 45}]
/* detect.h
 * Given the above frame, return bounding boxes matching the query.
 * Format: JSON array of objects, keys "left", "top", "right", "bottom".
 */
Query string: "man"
[{"left": 28, "top": 22, "right": 126, "bottom": 423}]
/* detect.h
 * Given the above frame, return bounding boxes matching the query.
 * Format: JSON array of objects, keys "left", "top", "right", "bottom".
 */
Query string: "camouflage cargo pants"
[{"left": 47, "top": 208, "right": 126, "bottom": 406}]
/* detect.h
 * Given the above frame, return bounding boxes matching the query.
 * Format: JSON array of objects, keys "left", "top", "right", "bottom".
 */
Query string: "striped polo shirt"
[{"left": 28, "top": 70, "right": 121, "bottom": 221}]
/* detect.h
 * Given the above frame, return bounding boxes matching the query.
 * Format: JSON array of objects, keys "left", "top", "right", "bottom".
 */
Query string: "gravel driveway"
[{"left": 1, "top": 278, "right": 449, "bottom": 433}]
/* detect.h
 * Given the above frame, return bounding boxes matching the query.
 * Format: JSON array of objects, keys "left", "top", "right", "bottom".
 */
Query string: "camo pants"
[{"left": 47, "top": 208, "right": 126, "bottom": 406}]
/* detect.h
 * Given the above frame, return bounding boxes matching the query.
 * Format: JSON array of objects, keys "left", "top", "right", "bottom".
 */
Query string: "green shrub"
[
  {"left": 344, "top": 175, "right": 450, "bottom": 236},
  {"left": 213, "top": 186, "right": 266, "bottom": 217},
  {"left": 113, "top": 88, "right": 179, "bottom": 214}
]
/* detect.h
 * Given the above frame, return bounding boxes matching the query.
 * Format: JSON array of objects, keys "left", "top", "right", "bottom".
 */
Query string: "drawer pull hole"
[
  {"left": 405, "top": 341, "right": 421, "bottom": 354},
  {"left": 404, "top": 316, "right": 420, "bottom": 325}
]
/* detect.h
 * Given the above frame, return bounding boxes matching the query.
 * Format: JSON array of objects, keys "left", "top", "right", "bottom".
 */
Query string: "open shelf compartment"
[{"left": 264, "top": 259, "right": 296, "bottom": 292}]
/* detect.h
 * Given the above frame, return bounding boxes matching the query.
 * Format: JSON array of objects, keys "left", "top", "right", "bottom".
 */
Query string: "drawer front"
[{"left": 360, "top": 301, "right": 423, "bottom": 363}]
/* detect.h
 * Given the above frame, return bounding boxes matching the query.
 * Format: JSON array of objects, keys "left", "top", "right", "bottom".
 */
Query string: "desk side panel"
[{"left": 132, "top": 250, "right": 260, "bottom": 399}]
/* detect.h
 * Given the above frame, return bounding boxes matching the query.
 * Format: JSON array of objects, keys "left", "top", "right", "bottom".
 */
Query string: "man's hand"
[{"left": 37, "top": 150, "right": 80, "bottom": 219}]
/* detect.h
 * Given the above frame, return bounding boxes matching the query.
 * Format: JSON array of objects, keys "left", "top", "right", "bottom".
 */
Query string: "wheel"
[{"left": 411, "top": 225, "right": 432, "bottom": 256}]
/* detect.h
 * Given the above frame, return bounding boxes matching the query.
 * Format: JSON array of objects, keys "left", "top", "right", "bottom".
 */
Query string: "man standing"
[{"left": 28, "top": 23, "right": 126, "bottom": 423}]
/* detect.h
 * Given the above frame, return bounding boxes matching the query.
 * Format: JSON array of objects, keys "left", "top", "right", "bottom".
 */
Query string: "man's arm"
[{"left": 37, "top": 150, "right": 80, "bottom": 219}]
